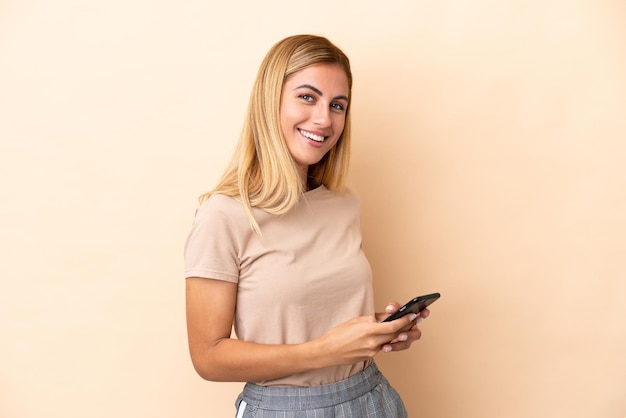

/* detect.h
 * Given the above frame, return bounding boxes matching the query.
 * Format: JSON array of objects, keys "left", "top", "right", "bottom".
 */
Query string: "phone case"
[{"left": 382, "top": 292, "right": 440, "bottom": 322}]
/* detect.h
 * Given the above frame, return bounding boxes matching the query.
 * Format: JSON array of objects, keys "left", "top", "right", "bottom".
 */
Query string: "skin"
[
  {"left": 280, "top": 63, "right": 349, "bottom": 180},
  {"left": 186, "top": 63, "right": 430, "bottom": 383}
]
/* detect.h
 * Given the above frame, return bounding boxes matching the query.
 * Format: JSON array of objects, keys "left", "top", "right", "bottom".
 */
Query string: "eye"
[
  {"left": 331, "top": 102, "right": 345, "bottom": 111},
  {"left": 299, "top": 94, "right": 314, "bottom": 102}
]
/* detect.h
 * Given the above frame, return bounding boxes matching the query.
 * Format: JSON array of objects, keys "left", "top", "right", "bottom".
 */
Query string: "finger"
[
  {"left": 385, "top": 302, "right": 401, "bottom": 314},
  {"left": 380, "top": 313, "right": 418, "bottom": 339},
  {"left": 388, "top": 322, "right": 424, "bottom": 344},
  {"left": 381, "top": 340, "right": 411, "bottom": 352},
  {"left": 388, "top": 332, "right": 410, "bottom": 344},
  {"left": 383, "top": 328, "right": 423, "bottom": 351},
  {"left": 405, "top": 327, "right": 423, "bottom": 341},
  {"left": 392, "top": 313, "right": 418, "bottom": 331}
]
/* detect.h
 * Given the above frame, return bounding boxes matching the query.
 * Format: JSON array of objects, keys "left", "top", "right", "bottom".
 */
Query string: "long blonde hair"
[{"left": 200, "top": 34, "right": 353, "bottom": 234}]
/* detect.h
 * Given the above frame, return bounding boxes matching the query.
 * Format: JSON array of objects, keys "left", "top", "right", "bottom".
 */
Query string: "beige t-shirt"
[{"left": 184, "top": 186, "right": 374, "bottom": 386}]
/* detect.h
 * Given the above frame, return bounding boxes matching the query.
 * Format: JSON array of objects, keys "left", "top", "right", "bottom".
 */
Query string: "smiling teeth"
[{"left": 300, "top": 130, "right": 325, "bottom": 142}]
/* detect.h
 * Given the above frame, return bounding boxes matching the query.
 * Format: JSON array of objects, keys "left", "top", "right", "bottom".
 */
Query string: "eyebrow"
[{"left": 294, "top": 84, "right": 349, "bottom": 102}]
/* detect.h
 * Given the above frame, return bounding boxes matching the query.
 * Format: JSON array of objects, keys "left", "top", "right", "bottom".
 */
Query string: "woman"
[{"left": 184, "top": 34, "right": 430, "bottom": 417}]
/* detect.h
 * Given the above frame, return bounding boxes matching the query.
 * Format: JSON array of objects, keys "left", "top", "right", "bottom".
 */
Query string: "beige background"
[{"left": 1, "top": 0, "right": 625, "bottom": 417}]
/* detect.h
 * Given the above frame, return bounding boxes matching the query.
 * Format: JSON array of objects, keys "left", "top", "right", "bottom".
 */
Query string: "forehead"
[{"left": 283, "top": 63, "right": 350, "bottom": 96}]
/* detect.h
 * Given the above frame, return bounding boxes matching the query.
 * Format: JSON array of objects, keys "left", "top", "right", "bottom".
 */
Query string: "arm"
[
  {"left": 185, "top": 277, "right": 316, "bottom": 382},
  {"left": 185, "top": 277, "right": 419, "bottom": 382}
]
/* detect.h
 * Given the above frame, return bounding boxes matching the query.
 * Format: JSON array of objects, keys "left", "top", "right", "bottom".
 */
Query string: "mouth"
[{"left": 299, "top": 129, "right": 327, "bottom": 143}]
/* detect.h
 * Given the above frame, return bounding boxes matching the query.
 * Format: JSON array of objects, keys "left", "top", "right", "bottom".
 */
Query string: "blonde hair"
[{"left": 200, "top": 34, "right": 353, "bottom": 234}]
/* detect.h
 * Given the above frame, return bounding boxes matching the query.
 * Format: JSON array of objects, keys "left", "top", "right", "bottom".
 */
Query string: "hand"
[
  {"left": 313, "top": 313, "right": 418, "bottom": 367},
  {"left": 377, "top": 301, "right": 430, "bottom": 353}
]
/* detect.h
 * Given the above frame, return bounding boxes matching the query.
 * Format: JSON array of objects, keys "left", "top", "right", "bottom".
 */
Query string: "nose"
[{"left": 312, "top": 103, "right": 331, "bottom": 127}]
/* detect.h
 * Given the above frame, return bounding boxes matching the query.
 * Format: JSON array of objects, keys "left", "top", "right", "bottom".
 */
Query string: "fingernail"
[
  {"left": 416, "top": 318, "right": 424, "bottom": 324},
  {"left": 409, "top": 313, "right": 418, "bottom": 321},
  {"left": 399, "top": 334, "right": 408, "bottom": 341},
  {"left": 385, "top": 304, "right": 395, "bottom": 312},
  {"left": 382, "top": 345, "right": 392, "bottom": 352}
]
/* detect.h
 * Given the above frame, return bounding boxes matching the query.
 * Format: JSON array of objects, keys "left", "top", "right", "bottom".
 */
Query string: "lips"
[{"left": 299, "top": 129, "right": 326, "bottom": 142}]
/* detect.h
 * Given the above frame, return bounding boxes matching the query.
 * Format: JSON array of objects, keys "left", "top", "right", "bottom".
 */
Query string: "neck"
[{"left": 299, "top": 165, "right": 309, "bottom": 190}]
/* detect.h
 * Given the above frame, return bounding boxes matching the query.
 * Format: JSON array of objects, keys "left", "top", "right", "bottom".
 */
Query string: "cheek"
[
  {"left": 280, "top": 106, "right": 300, "bottom": 133},
  {"left": 332, "top": 116, "right": 346, "bottom": 138}
]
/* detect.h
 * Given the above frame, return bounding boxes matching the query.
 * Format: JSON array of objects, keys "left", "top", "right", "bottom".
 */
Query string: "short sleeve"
[{"left": 183, "top": 199, "right": 240, "bottom": 283}]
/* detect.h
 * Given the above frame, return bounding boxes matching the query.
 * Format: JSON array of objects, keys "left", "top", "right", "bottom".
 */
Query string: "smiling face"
[{"left": 279, "top": 63, "right": 350, "bottom": 175}]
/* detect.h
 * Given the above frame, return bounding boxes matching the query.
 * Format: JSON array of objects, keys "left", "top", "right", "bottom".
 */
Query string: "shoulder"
[
  {"left": 196, "top": 194, "right": 244, "bottom": 218},
  {"left": 305, "top": 186, "right": 361, "bottom": 211},
  {"left": 192, "top": 193, "right": 252, "bottom": 233},
  {"left": 343, "top": 187, "right": 360, "bottom": 202},
  {"left": 330, "top": 186, "right": 361, "bottom": 203}
]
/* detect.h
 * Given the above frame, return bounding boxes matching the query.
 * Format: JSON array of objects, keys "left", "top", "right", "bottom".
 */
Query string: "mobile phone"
[{"left": 382, "top": 292, "right": 440, "bottom": 322}]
